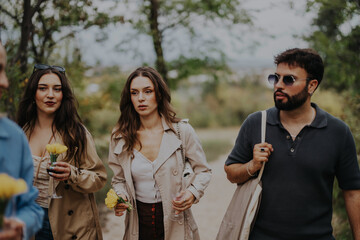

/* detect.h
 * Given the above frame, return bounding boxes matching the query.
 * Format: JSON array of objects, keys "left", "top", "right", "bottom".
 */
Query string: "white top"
[
  {"left": 32, "top": 155, "right": 50, "bottom": 208},
  {"left": 131, "top": 150, "right": 162, "bottom": 203}
]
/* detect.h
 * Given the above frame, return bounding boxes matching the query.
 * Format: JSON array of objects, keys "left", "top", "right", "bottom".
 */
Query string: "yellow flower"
[
  {"left": 104, "top": 189, "right": 133, "bottom": 212},
  {"left": 13, "top": 179, "right": 27, "bottom": 194},
  {"left": 46, "top": 143, "right": 68, "bottom": 155},
  {"left": 0, "top": 174, "right": 28, "bottom": 199},
  {"left": 55, "top": 144, "right": 68, "bottom": 154},
  {"left": 45, "top": 144, "right": 55, "bottom": 153},
  {"left": 105, "top": 189, "right": 119, "bottom": 209}
]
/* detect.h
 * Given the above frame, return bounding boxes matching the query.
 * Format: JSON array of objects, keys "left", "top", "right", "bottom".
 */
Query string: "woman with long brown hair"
[
  {"left": 17, "top": 64, "right": 107, "bottom": 240},
  {"left": 108, "top": 66, "right": 211, "bottom": 240}
]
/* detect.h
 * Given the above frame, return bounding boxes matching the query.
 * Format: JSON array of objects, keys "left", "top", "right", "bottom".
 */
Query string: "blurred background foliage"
[
  {"left": 302, "top": 1, "right": 360, "bottom": 237},
  {"left": 1, "top": 0, "right": 359, "bottom": 238}
]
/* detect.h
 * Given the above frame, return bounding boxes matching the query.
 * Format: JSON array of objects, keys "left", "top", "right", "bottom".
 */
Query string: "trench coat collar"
[
  {"left": 113, "top": 117, "right": 181, "bottom": 156},
  {"left": 112, "top": 117, "right": 181, "bottom": 200},
  {"left": 113, "top": 118, "right": 182, "bottom": 172}
]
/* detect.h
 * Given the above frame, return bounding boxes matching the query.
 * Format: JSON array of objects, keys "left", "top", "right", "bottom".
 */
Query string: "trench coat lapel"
[
  {"left": 153, "top": 119, "right": 182, "bottom": 173},
  {"left": 113, "top": 138, "right": 125, "bottom": 155},
  {"left": 111, "top": 118, "right": 181, "bottom": 194}
]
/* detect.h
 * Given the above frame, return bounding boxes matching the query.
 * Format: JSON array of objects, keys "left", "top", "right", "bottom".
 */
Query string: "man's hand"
[
  {"left": 251, "top": 142, "right": 273, "bottom": 173},
  {"left": 0, "top": 218, "right": 24, "bottom": 240}
]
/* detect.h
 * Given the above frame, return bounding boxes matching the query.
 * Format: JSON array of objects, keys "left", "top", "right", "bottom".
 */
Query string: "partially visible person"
[
  {"left": 0, "top": 43, "right": 44, "bottom": 240},
  {"left": 224, "top": 48, "right": 360, "bottom": 239},
  {"left": 16, "top": 63, "right": 107, "bottom": 240},
  {"left": 108, "top": 66, "right": 212, "bottom": 240}
]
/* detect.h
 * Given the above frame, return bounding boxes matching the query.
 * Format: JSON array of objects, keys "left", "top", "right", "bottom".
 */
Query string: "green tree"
[
  {"left": 304, "top": 0, "right": 360, "bottom": 152},
  {"left": 304, "top": 0, "right": 360, "bottom": 92},
  {"left": 303, "top": 1, "right": 360, "bottom": 238},
  {"left": 0, "top": 0, "right": 121, "bottom": 119},
  {"left": 118, "top": 0, "right": 252, "bottom": 86}
]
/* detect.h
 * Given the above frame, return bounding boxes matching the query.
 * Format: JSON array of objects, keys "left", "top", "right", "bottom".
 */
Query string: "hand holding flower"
[
  {"left": 47, "top": 162, "right": 71, "bottom": 181},
  {"left": 45, "top": 143, "right": 69, "bottom": 180},
  {"left": 0, "top": 174, "right": 28, "bottom": 230},
  {"left": 45, "top": 143, "right": 68, "bottom": 199},
  {"left": 105, "top": 189, "right": 132, "bottom": 217},
  {"left": 114, "top": 200, "right": 129, "bottom": 217}
]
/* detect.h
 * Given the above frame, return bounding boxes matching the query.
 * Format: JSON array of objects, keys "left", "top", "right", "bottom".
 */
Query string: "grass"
[
  {"left": 196, "top": 126, "right": 239, "bottom": 163},
  {"left": 201, "top": 139, "right": 233, "bottom": 162}
]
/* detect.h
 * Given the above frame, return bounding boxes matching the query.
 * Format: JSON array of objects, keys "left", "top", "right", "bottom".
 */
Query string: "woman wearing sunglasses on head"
[
  {"left": 108, "top": 66, "right": 212, "bottom": 240},
  {"left": 17, "top": 64, "right": 107, "bottom": 240}
]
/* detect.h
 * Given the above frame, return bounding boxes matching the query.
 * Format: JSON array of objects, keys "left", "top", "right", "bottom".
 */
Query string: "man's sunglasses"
[
  {"left": 268, "top": 74, "right": 310, "bottom": 86},
  {"left": 33, "top": 63, "right": 66, "bottom": 73}
]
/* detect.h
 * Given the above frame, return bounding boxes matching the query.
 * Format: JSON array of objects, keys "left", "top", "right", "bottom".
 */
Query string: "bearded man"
[{"left": 224, "top": 48, "right": 360, "bottom": 239}]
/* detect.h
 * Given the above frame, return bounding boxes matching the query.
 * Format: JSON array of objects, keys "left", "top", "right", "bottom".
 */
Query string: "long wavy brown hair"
[
  {"left": 112, "top": 66, "right": 180, "bottom": 154},
  {"left": 17, "top": 68, "right": 87, "bottom": 169}
]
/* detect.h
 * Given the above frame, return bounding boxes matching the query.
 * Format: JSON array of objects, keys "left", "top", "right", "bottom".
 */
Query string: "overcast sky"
[{"left": 78, "top": 0, "right": 315, "bottom": 69}]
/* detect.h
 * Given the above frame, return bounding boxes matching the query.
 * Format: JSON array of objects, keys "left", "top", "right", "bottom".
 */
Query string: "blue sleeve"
[
  {"left": 15, "top": 133, "right": 44, "bottom": 239},
  {"left": 336, "top": 125, "right": 360, "bottom": 190}
]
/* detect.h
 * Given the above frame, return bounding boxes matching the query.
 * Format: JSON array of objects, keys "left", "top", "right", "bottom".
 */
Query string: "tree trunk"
[
  {"left": 6, "top": 0, "right": 33, "bottom": 119},
  {"left": 13, "top": 0, "right": 32, "bottom": 73},
  {"left": 148, "top": 0, "right": 168, "bottom": 84}
]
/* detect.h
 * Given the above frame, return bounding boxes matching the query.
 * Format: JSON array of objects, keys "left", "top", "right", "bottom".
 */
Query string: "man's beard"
[{"left": 274, "top": 84, "right": 309, "bottom": 111}]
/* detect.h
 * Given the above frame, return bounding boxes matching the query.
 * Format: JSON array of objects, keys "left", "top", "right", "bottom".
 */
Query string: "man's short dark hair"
[{"left": 274, "top": 48, "right": 324, "bottom": 85}]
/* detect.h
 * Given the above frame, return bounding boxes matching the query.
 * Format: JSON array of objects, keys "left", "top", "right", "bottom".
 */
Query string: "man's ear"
[{"left": 308, "top": 79, "right": 319, "bottom": 95}]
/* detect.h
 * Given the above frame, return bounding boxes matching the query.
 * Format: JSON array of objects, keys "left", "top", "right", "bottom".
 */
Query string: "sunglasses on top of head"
[
  {"left": 268, "top": 73, "right": 311, "bottom": 86},
  {"left": 33, "top": 63, "right": 66, "bottom": 73}
]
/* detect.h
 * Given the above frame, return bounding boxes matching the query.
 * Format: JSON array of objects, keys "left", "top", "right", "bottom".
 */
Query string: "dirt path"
[
  {"left": 101, "top": 154, "right": 237, "bottom": 240},
  {"left": 190, "top": 154, "right": 236, "bottom": 239}
]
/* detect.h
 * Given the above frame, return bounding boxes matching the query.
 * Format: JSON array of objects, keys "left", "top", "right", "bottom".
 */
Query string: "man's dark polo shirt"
[{"left": 226, "top": 103, "right": 360, "bottom": 240}]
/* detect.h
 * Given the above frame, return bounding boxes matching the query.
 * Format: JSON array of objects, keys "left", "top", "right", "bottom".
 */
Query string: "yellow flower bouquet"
[
  {"left": 46, "top": 143, "right": 68, "bottom": 199},
  {"left": 105, "top": 189, "right": 133, "bottom": 212},
  {"left": 0, "top": 174, "right": 28, "bottom": 228},
  {"left": 46, "top": 143, "right": 68, "bottom": 164}
]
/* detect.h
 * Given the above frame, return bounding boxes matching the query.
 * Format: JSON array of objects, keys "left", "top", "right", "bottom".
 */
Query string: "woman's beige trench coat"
[
  {"left": 30, "top": 129, "right": 107, "bottom": 240},
  {"left": 108, "top": 119, "right": 212, "bottom": 240}
]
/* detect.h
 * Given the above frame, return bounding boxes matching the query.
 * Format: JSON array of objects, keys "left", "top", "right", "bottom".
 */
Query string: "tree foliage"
[
  {"left": 118, "top": 0, "right": 253, "bottom": 86},
  {"left": 304, "top": 0, "right": 360, "bottom": 153},
  {"left": 305, "top": 0, "right": 360, "bottom": 93},
  {"left": 0, "top": 0, "right": 120, "bottom": 118},
  {"left": 304, "top": 1, "right": 360, "bottom": 238}
]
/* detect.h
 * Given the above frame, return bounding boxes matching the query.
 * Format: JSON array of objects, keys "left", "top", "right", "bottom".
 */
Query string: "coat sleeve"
[
  {"left": 182, "top": 123, "right": 212, "bottom": 204},
  {"left": 108, "top": 137, "right": 130, "bottom": 200},
  {"left": 67, "top": 130, "right": 107, "bottom": 193}
]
